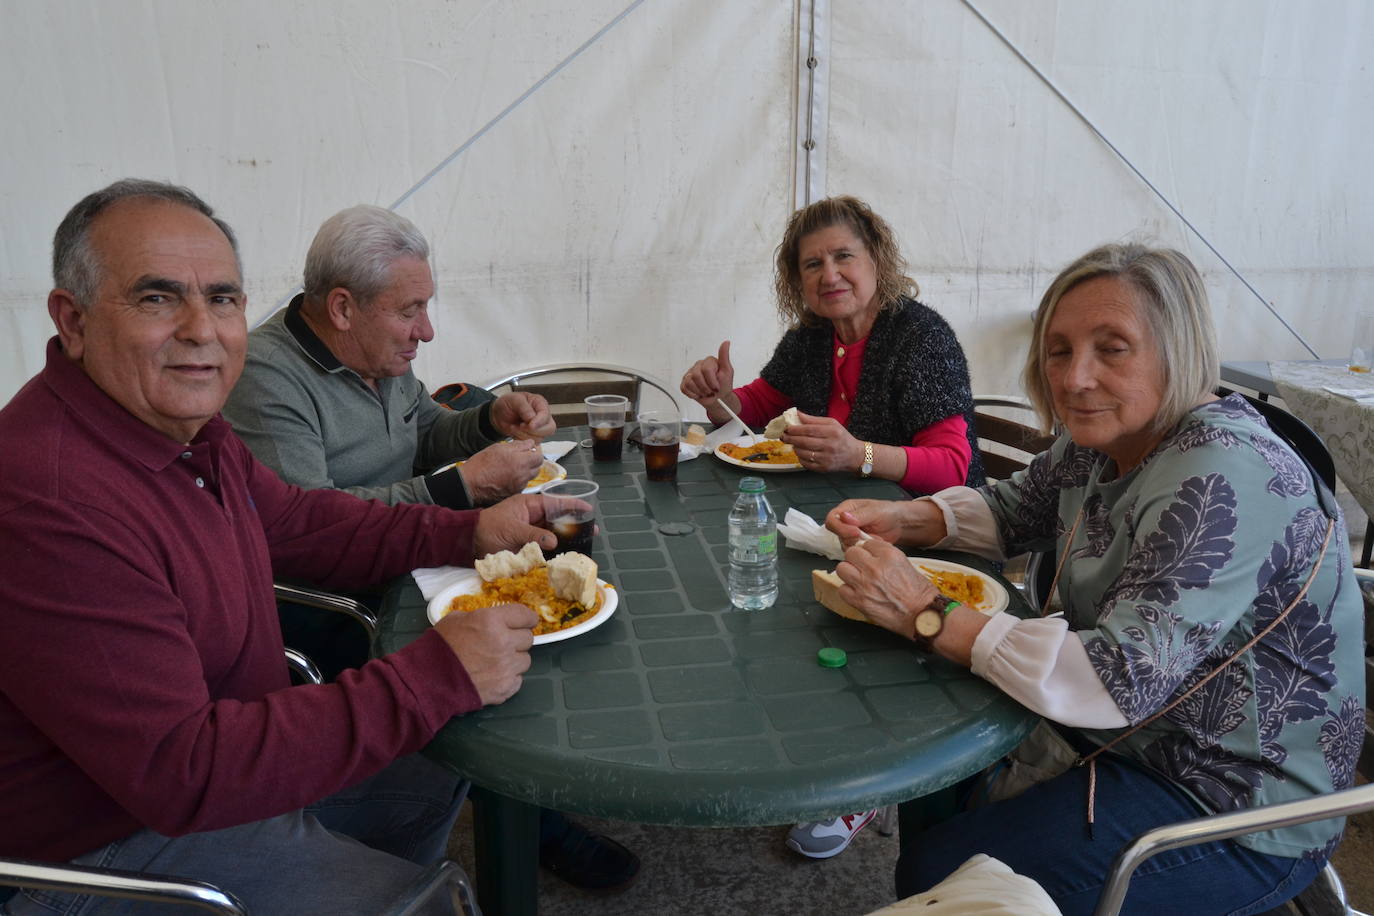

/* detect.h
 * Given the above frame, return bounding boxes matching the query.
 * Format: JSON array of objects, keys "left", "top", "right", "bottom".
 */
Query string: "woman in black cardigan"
[
  {"left": 681, "top": 195, "right": 983, "bottom": 859},
  {"left": 681, "top": 195, "right": 983, "bottom": 493}
]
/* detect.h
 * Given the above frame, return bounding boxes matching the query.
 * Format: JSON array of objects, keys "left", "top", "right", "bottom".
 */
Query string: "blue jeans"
[
  {"left": 5, "top": 754, "right": 466, "bottom": 915},
  {"left": 896, "top": 755, "right": 1324, "bottom": 916}
]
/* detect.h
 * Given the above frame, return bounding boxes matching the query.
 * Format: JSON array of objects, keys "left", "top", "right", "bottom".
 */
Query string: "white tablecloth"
[{"left": 1268, "top": 360, "right": 1374, "bottom": 518}]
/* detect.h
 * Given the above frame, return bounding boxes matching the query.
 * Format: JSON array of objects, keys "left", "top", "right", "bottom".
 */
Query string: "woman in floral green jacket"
[{"left": 825, "top": 243, "right": 1364, "bottom": 916}]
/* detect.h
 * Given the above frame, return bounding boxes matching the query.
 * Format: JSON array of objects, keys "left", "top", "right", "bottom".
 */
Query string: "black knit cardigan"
[{"left": 758, "top": 296, "right": 985, "bottom": 490}]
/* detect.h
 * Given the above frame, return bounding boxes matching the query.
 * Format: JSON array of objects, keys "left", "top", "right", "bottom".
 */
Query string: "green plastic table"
[{"left": 377, "top": 430, "right": 1038, "bottom": 915}]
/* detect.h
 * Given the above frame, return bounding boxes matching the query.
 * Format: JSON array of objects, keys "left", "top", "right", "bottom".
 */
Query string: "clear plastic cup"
[{"left": 584, "top": 395, "right": 630, "bottom": 461}]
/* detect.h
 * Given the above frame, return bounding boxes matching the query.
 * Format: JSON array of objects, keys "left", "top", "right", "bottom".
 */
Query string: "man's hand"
[
  {"left": 432, "top": 603, "right": 537, "bottom": 705},
  {"left": 473, "top": 493, "right": 557, "bottom": 556},
  {"left": 460, "top": 440, "right": 544, "bottom": 505},
  {"left": 491, "top": 393, "right": 556, "bottom": 439},
  {"left": 834, "top": 539, "right": 939, "bottom": 640}
]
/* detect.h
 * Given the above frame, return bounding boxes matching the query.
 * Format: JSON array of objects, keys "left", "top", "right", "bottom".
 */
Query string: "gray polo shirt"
[{"left": 223, "top": 295, "right": 498, "bottom": 509}]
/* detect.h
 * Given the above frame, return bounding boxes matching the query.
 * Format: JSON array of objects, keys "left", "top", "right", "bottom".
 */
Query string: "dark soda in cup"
[
  {"left": 550, "top": 513, "right": 595, "bottom": 556},
  {"left": 591, "top": 422, "right": 624, "bottom": 462},
  {"left": 643, "top": 439, "right": 678, "bottom": 482}
]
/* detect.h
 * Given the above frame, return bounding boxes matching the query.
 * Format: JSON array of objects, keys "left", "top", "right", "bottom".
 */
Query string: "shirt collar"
[
  {"left": 40, "top": 336, "right": 232, "bottom": 471},
  {"left": 283, "top": 293, "right": 347, "bottom": 373}
]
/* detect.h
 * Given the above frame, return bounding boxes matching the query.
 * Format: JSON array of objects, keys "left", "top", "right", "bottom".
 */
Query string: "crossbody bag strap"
[{"left": 1075, "top": 515, "right": 1336, "bottom": 834}]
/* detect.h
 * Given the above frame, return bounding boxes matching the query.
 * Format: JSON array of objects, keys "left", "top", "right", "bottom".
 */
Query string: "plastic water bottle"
[{"left": 728, "top": 477, "right": 778, "bottom": 610}]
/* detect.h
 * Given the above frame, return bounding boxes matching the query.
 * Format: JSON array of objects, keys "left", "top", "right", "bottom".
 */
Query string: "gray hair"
[
  {"left": 52, "top": 179, "right": 240, "bottom": 306},
  {"left": 303, "top": 205, "right": 430, "bottom": 307},
  {"left": 1023, "top": 242, "right": 1219, "bottom": 436}
]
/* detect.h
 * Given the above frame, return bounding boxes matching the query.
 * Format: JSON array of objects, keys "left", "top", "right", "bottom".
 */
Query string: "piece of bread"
[
  {"left": 763, "top": 406, "right": 801, "bottom": 440},
  {"left": 475, "top": 541, "right": 547, "bottom": 582},
  {"left": 548, "top": 552, "right": 599, "bottom": 608},
  {"left": 812, "top": 569, "right": 869, "bottom": 622},
  {"left": 684, "top": 423, "right": 707, "bottom": 446},
  {"left": 514, "top": 542, "right": 546, "bottom": 573}
]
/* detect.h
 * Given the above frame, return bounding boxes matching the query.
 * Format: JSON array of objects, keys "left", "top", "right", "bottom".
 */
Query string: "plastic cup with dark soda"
[
  {"left": 541, "top": 479, "right": 599, "bottom": 557},
  {"left": 637, "top": 410, "right": 681, "bottom": 482},
  {"left": 584, "top": 395, "right": 629, "bottom": 462}
]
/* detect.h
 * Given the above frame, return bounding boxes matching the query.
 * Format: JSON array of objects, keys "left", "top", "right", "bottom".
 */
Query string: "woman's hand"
[
  {"left": 834, "top": 539, "right": 940, "bottom": 640},
  {"left": 825, "top": 500, "right": 906, "bottom": 545},
  {"left": 826, "top": 498, "right": 947, "bottom": 548},
  {"left": 782, "top": 411, "right": 862, "bottom": 473},
  {"left": 680, "top": 341, "right": 738, "bottom": 421}
]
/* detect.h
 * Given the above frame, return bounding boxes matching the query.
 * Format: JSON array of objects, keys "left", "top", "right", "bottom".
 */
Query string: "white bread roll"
[
  {"left": 475, "top": 541, "right": 546, "bottom": 582},
  {"left": 812, "top": 569, "right": 869, "bottom": 622},
  {"left": 548, "top": 552, "right": 599, "bottom": 607},
  {"left": 763, "top": 406, "right": 801, "bottom": 439},
  {"left": 514, "top": 542, "right": 546, "bottom": 574},
  {"left": 684, "top": 424, "right": 707, "bottom": 446}
]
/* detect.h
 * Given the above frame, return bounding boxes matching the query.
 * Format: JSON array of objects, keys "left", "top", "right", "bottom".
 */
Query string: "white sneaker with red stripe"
[{"left": 785, "top": 809, "right": 878, "bottom": 859}]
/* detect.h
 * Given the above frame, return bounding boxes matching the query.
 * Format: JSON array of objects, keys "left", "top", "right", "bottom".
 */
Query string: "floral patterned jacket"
[{"left": 982, "top": 394, "right": 1364, "bottom": 858}]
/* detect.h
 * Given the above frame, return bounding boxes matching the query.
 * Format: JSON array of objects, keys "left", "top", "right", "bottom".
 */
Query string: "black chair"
[{"left": 971, "top": 395, "right": 1057, "bottom": 483}]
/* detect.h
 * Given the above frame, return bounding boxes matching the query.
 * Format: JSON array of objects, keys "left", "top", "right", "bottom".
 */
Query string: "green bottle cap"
[{"left": 817, "top": 647, "right": 848, "bottom": 668}]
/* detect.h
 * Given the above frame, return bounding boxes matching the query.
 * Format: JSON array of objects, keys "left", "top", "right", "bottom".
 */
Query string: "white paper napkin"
[
  {"left": 677, "top": 418, "right": 748, "bottom": 462},
  {"left": 777, "top": 508, "right": 846, "bottom": 561},
  {"left": 541, "top": 440, "right": 578, "bottom": 461},
  {"left": 411, "top": 565, "right": 471, "bottom": 601}
]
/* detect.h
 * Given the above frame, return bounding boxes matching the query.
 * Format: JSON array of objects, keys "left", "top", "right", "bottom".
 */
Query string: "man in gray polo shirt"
[
  {"left": 224, "top": 205, "right": 553, "bottom": 510},
  {"left": 224, "top": 205, "right": 640, "bottom": 893}
]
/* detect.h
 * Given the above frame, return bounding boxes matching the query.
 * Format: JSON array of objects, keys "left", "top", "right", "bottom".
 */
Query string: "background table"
[
  {"left": 1219, "top": 359, "right": 1348, "bottom": 400},
  {"left": 378, "top": 429, "right": 1037, "bottom": 914}
]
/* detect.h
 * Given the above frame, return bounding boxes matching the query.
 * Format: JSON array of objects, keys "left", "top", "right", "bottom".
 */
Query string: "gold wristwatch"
[{"left": 860, "top": 441, "right": 874, "bottom": 477}]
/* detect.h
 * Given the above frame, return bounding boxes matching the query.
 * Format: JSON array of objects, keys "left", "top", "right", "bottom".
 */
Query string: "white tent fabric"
[{"left": 2, "top": 1, "right": 1371, "bottom": 412}]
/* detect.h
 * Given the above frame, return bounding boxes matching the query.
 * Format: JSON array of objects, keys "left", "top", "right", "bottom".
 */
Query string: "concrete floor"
[
  {"left": 446, "top": 802, "right": 1374, "bottom": 915},
  {"left": 446, "top": 488, "right": 1374, "bottom": 915}
]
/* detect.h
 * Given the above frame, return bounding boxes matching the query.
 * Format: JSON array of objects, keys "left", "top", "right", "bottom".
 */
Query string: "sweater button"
[
  {"left": 181, "top": 451, "right": 192, "bottom": 459},
  {"left": 837, "top": 347, "right": 846, "bottom": 358},
  {"left": 195, "top": 477, "right": 205, "bottom": 488}
]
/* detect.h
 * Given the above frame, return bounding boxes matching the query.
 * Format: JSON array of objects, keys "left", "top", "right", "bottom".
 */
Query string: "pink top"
[{"left": 733, "top": 333, "right": 972, "bottom": 493}]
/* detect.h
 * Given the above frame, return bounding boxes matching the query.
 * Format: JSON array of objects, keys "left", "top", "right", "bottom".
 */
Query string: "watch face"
[{"left": 914, "top": 607, "right": 943, "bottom": 638}]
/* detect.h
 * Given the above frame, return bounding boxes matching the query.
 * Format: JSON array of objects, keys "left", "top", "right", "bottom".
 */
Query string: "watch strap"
[{"left": 860, "top": 441, "right": 874, "bottom": 477}]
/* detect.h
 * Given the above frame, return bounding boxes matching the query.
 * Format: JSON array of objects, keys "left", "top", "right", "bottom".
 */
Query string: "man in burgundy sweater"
[{"left": 0, "top": 179, "right": 557, "bottom": 913}]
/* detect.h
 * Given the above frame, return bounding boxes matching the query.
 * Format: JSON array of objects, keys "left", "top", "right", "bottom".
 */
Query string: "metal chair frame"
[
  {"left": 0, "top": 860, "right": 247, "bottom": 913},
  {"left": 283, "top": 647, "right": 324, "bottom": 686},
  {"left": 482, "top": 362, "right": 681, "bottom": 426},
  {"left": 0, "top": 855, "right": 481, "bottom": 915},
  {"left": 273, "top": 582, "right": 379, "bottom": 641},
  {"left": 1094, "top": 784, "right": 1374, "bottom": 916}
]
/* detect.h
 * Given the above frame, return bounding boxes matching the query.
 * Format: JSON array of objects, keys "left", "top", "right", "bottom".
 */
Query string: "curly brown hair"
[{"left": 773, "top": 196, "right": 916, "bottom": 328}]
